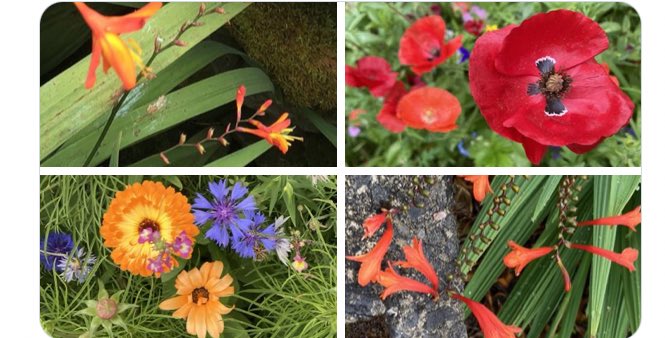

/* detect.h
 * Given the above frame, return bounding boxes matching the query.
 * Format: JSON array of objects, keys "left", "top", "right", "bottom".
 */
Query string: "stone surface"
[{"left": 345, "top": 175, "right": 467, "bottom": 338}]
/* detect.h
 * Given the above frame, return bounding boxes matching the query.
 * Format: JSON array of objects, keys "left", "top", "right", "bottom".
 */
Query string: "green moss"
[{"left": 231, "top": 2, "right": 336, "bottom": 111}]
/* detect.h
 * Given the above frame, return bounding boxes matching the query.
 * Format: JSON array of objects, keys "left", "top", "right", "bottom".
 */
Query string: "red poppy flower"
[
  {"left": 376, "top": 82, "right": 407, "bottom": 133},
  {"left": 570, "top": 244, "right": 638, "bottom": 271},
  {"left": 346, "top": 219, "right": 394, "bottom": 286},
  {"left": 577, "top": 206, "right": 641, "bottom": 232},
  {"left": 362, "top": 210, "right": 388, "bottom": 239},
  {"left": 396, "top": 86, "right": 461, "bottom": 132},
  {"left": 394, "top": 237, "right": 439, "bottom": 291},
  {"left": 469, "top": 10, "right": 634, "bottom": 164},
  {"left": 398, "top": 15, "right": 462, "bottom": 75},
  {"left": 459, "top": 175, "right": 493, "bottom": 202},
  {"left": 377, "top": 262, "right": 438, "bottom": 300},
  {"left": 451, "top": 293, "right": 522, "bottom": 338},
  {"left": 346, "top": 56, "right": 398, "bottom": 97},
  {"left": 503, "top": 241, "right": 554, "bottom": 276}
]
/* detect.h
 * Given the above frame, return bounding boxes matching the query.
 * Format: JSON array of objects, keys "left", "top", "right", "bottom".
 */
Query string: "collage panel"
[
  {"left": 40, "top": 2, "right": 337, "bottom": 167},
  {"left": 345, "top": 2, "right": 640, "bottom": 167},
  {"left": 345, "top": 175, "right": 640, "bottom": 337},
  {"left": 39, "top": 175, "right": 337, "bottom": 337}
]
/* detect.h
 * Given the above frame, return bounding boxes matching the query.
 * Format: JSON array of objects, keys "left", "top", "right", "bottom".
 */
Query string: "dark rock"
[{"left": 345, "top": 176, "right": 467, "bottom": 338}]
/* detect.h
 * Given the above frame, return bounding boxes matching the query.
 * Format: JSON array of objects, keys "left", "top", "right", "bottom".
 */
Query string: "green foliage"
[
  {"left": 230, "top": 3, "right": 337, "bottom": 112},
  {"left": 345, "top": 2, "right": 641, "bottom": 167},
  {"left": 461, "top": 176, "right": 640, "bottom": 337},
  {"left": 40, "top": 175, "right": 337, "bottom": 337}
]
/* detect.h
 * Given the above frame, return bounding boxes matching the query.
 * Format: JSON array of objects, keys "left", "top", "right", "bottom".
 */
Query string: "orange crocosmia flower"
[
  {"left": 235, "top": 85, "right": 246, "bottom": 121},
  {"left": 377, "top": 262, "right": 439, "bottom": 300},
  {"left": 159, "top": 261, "right": 234, "bottom": 338},
  {"left": 395, "top": 237, "right": 439, "bottom": 291},
  {"left": 577, "top": 206, "right": 641, "bottom": 232},
  {"left": 101, "top": 181, "right": 199, "bottom": 277},
  {"left": 362, "top": 211, "right": 388, "bottom": 239},
  {"left": 346, "top": 218, "right": 394, "bottom": 286},
  {"left": 460, "top": 175, "right": 493, "bottom": 202},
  {"left": 237, "top": 113, "right": 303, "bottom": 154},
  {"left": 452, "top": 293, "right": 522, "bottom": 338},
  {"left": 503, "top": 241, "right": 554, "bottom": 276},
  {"left": 570, "top": 244, "right": 639, "bottom": 271},
  {"left": 74, "top": 2, "right": 162, "bottom": 90},
  {"left": 396, "top": 86, "right": 461, "bottom": 132}
]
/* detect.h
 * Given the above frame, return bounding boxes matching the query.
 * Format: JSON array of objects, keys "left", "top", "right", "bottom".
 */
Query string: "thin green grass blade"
[
  {"left": 43, "top": 67, "right": 273, "bottom": 166},
  {"left": 40, "top": 2, "right": 251, "bottom": 159},
  {"left": 205, "top": 141, "right": 272, "bottom": 167}
]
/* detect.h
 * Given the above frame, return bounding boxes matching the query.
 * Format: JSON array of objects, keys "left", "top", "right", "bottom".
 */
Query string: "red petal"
[
  {"left": 85, "top": 37, "right": 102, "bottom": 89},
  {"left": 376, "top": 82, "right": 407, "bottom": 133},
  {"left": 398, "top": 16, "right": 448, "bottom": 75},
  {"left": 495, "top": 10, "right": 608, "bottom": 76},
  {"left": 346, "top": 56, "right": 397, "bottom": 97},
  {"left": 105, "top": 2, "right": 163, "bottom": 34},
  {"left": 503, "top": 60, "right": 634, "bottom": 146},
  {"left": 567, "top": 138, "right": 604, "bottom": 154},
  {"left": 521, "top": 137, "right": 548, "bottom": 165}
]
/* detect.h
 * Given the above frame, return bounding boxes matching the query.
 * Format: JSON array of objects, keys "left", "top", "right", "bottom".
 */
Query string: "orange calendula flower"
[
  {"left": 577, "top": 206, "right": 641, "bottom": 232},
  {"left": 452, "top": 293, "right": 522, "bottom": 338},
  {"left": 346, "top": 218, "right": 394, "bottom": 286},
  {"left": 74, "top": 2, "right": 162, "bottom": 90},
  {"left": 395, "top": 237, "right": 439, "bottom": 291},
  {"left": 460, "top": 175, "right": 493, "bottom": 202},
  {"left": 377, "top": 262, "right": 439, "bottom": 300},
  {"left": 159, "top": 261, "right": 234, "bottom": 338},
  {"left": 101, "top": 181, "right": 199, "bottom": 277},
  {"left": 570, "top": 244, "right": 639, "bottom": 271},
  {"left": 362, "top": 210, "right": 388, "bottom": 239},
  {"left": 503, "top": 241, "right": 554, "bottom": 276},
  {"left": 237, "top": 113, "right": 304, "bottom": 154}
]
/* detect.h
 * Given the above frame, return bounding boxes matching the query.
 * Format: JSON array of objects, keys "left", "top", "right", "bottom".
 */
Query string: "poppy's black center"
[
  {"left": 427, "top": 47, "right": 441, "bottom": 62},
  {"left": 192, "top": 287, "right": 209, "bottom": 304},
  {"left": 526, "top": 56, "right": 573, "bottom": 116},
  {"left": 138, "top": 219, "right": 160, "bottom": 233}
]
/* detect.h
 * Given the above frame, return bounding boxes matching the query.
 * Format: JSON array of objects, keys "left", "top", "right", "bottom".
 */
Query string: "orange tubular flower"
[
  {"left": 235, "top": 85, "right": 246, "bottom": 122},
  {"left": 377, "top": 263, "right": 439, "bottom": 300},
  {"left": 237, "top": 113, "right": 304, "bottom": 154},
  {"left": 555, "top": 253, "right": 571, "bottom": 292},
  {"left": 362, "top": 211, "right": 388, "bottom": 239},
  {"left": 577, "top": 206, "right": 641, "bottom": 232},
  {"left": 346, "top": 219, "right": 394, "bottom": 286},
  {"left": 503, "top": 241, "right": 554, "bottom": 276},
  {"left": 452, "top": 293, "right": 522, "bottom": 338},
  {"left": 395, "top": 237, "right": 439, "bottom": 291},
  {"left": 570, "top": 244, "right": 639, "bottom": 271},
  {"left": 460, "top": 175, "right": 493, "bottom": 202},
  {"left": 159, "top": 261, "right": 234, "bottom": 338},
  {"left": 74, "top": 2, "right": 162, "bottom": 90}
]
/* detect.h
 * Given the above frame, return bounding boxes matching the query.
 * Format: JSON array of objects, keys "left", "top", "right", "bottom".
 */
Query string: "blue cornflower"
[
  {"left": 40, "top": 232, "right": 74, "bottom": 272},
  {"left": 457, "top": 139, "right": 471, "bottom": 158},
  {"left": 192, "top": 179, "right": 256, "bottom": 247},
  {"left": 57, "top": 247, "right": 96, "bottom": 284},
  {"left": 231, "top": 211, "right": 278, "bottom": 259},
  {"left": 550, "top": 146, "right": 562, "bottom": 160},
  {"left": 457, "top": 47, "right": 470, "bottom": 63}
]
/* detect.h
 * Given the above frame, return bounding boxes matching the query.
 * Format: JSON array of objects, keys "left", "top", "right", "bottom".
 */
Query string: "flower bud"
[
  {"left": 179, "top": 133, "right": 187, "bottom": 145},
  {"left": 154, "top": 36, "right": 163, "bottom": 53},
  {"left": 195, "top": 143, "right": 205, "bottom": 155},
  {"left": 174, "top": 39, "right": 187, "bottom": 47},
  {"left": 159, "top": 152, "right": 170, "bottom": 165},
  {"left": 206, "top": 128, "right": 215, "bottom": 139},
  {"left": 214, "top": 7, "right": 226, "bottom": 14},
  {"left": 199, "top": 3, "right": 206, "bottom": 15},
  {"left": 96, "top": 298, "right": 118, "bottom": 320}
]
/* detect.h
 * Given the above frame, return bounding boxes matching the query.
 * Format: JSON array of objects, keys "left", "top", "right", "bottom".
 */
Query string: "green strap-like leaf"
[
  {"left": 205, "top": 141, "right": 272, "bottom": 167},
  {"left": 43, "top": 67, "right": 273, "bottom": 166}
]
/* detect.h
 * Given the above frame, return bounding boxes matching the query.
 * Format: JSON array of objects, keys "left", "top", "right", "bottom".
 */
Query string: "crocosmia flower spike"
[
  {"left": 238, "top": 113, "right": 304, "bottom": 154},
  {"left": 74, "top": 2, "right": 162, "bottom": 90},
  {"left": 577, "top": 206, "right": 641, "bottom": 232},
  {"left": 399, "top": 15, "right": 462, "bottom": 75},
  {"left": 469, "top": 9, "right": 634, "bottom": 164}
]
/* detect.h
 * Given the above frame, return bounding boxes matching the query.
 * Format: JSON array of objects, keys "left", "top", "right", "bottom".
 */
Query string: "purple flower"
[
  {"left": 457, "top": 139, "right": 470, "bottom": 158},
  {"left": 40, "top": 232, "right": 74, "bottom": 271},
  {"left": 231, "top": 211, "right": 278, "bottom": 259},
  {"left": 348, "top": 126, "right": 361, "bottom": 138},
  {"left": 550, "top": 146, "right": 562, "bottom": 160},
  {"left": 172, "top": 231, "right": 193, "bottom": 258},
  {"left": 192, "top": 179, "right": 256, "bottom": 247}
]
